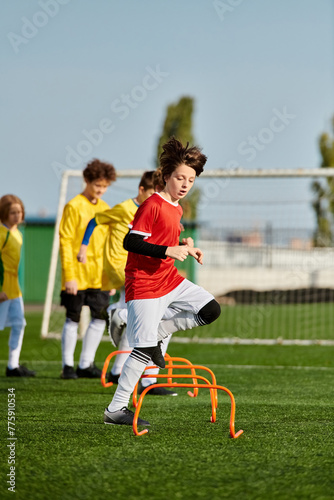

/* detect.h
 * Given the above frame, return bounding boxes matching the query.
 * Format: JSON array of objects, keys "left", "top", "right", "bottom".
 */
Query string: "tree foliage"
[
  {"left": 312, "top": 117, "right": 334, "bottom": 246},
  {"left": 156, "top": 96, "right": 200, "bottom": 220}
]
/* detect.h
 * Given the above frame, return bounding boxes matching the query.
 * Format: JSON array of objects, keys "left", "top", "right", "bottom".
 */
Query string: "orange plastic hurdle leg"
[
  {"left": 133, "top": 374, "right": 217, "bottom": 433},
  {"left": 132, "top": 377, "right": 244, "bottom": 439},
  {"left": 101, "top": 350, "right": 132, "bottom": 388}
]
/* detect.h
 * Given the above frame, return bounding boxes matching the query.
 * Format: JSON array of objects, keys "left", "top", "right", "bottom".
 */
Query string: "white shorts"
[
  {"left": 127, "top": 279, "right": 214, "bottom": 347},
  {"left": 0, "top": 296, "right": 26, "bottom": 331}
]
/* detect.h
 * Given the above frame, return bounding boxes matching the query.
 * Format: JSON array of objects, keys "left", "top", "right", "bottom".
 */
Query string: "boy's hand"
[
  {"left": 181, "top": 237, "right": 194, "bottom": 248},
  {"left": 0, "top": 291, "right": 8, "bottom": 302},
  {"left": 166, "top": 245, "right": 203, "bottom": 264},
  {"left": 65, "top": 280, "right": 78, "bottom": 295},
  {"left": 166, "top": 245, "right": 189, "bottom": 262},
  {"left": 188, "top": 247, "right": 203, "bottom": 265},
  {"left": 77, "top": 245, "right": 88, "bottom": 264}
]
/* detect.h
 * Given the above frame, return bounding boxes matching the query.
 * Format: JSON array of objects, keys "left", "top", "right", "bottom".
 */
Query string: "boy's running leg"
[
  {"left": 61, "top": 319, "right": 78, "bottom": 366},
  {"left": 104, "top": 347, "right": 155, "bottom": 425},
  {"left": 7, "top": 324, "right": 24, "bottom": 369},
  {"left": 61, "top": 319, "right": 79, "bottom": 378},
  {"left": 157, "top": 311, "right": 198, "bottom": 340},
  {"left": 77, "top": 318, "right": 105, "bottom": 376},
  {"left": 139, "top": 335, "right": 178, "bottom": 396}
]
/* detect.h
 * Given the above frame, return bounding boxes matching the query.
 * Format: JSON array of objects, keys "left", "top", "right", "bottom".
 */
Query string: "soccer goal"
[{"left": 42, "top": 168, "right": 334, "bottom": 344}]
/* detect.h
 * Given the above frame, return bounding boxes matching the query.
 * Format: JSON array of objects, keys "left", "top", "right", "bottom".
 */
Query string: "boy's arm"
[
  {"left": 124, "top": 232, "right": 203, "bottom": 264},
  {"left": 77, "top": 205, "right": 125, "bottom": 264},
  {"left": 77, "top": 218, "right": 97, "bottom": 264},
  {"left": 124, "top": 232, "right": 167, "bottom": 258},
  {"left": 59, "top": 205, "right": 80, "bottom": 292}
]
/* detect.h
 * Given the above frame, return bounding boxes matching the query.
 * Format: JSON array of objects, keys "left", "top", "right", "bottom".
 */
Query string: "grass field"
[
  {"left": 48, "top": 303, "right": 334, "bottom": 341},
  {"left": 1, "top": 312, "right": 334, "bottom": 499}
]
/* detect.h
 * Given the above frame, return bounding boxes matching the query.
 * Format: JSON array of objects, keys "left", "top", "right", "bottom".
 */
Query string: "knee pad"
[{"left": 198, "top": 299, "right": 221, "bottom": 325}]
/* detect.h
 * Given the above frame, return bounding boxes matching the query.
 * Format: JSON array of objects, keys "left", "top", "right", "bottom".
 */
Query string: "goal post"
[{"left": 42, "top": 168, "right": 334, "bottom": 344}]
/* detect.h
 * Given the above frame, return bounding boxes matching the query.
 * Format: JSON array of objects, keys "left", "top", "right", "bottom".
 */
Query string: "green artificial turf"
[
  {"left": 173, "top": 303, "right": 334, "bottom": 340},
  {"left": 0, "top": 312, "right": 334, "bottom": 500}
]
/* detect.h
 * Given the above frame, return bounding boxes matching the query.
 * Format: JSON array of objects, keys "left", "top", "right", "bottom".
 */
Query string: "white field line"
[
  {"left": 205, "top": 364, "right": 334, "bottom": 371},
  {"left": 0, "top": 361, "right": 333, "bottom": 371},
  {"left": 43, "top": 333, "right": 334, "bottom": 346},
  {"left": 171, "top": 337, "right": 334, "bottom": 346}
]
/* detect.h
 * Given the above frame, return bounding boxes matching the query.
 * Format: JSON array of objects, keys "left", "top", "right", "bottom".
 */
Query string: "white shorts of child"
[
  {"left": 0, "top": 296, "right": 26, "bottom": 331},
  {"left": 127, "top": 278, "right": 214, "bottom": 347}
]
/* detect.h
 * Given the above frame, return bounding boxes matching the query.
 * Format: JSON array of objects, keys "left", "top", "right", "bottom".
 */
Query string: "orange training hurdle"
[{"left": 101, "top": 350, "right": 243, "bottom": 439}]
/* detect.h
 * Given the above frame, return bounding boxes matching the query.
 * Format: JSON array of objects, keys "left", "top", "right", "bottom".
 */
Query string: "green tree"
[
  {"left": 156, "top": 96, "right": 200, "bottom": 220},
  {"left": 312, "top": 117, "right": 334, "bottom": 246}
]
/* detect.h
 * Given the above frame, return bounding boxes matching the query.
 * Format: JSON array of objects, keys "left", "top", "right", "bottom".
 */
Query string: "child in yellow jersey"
[
  {"left": 59, "top": 159, "right": 116, "bottom": 380},
  {"left": 0, "top": 195, "right": 35, "bottom": 377}
]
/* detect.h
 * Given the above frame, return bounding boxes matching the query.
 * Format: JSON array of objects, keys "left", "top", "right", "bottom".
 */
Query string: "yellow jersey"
[
  {"left": 59, "top": 194, "right": 109, "bottom": 291},
  {"left": 0, "top": 224, "right": 22, "bottom": 299},
  {"left": 95, "top": 198, "right": 139, "bottom": 290}
]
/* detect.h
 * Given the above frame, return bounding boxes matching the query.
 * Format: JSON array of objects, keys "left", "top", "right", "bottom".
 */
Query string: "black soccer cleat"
[
  {"left": 61, "top": 365, "right": 78, "bottom": 379},
  {"left": 107, "top": 372, "right": 120, "bottom": 384},
  {"left": 103, "top": 407, "right": 150, "bottom": 426},
  {"left": 76, "top": 363, "right": 102, "bottom": 378},
  {"left": 150, "top": 341, "right": 165, "bottom": 369},
  {"left": 6, "top": 365, "right": 36, "bottom": 377},
  {"left": 138, "top": 381, "right": 177, "bottom": 396}
]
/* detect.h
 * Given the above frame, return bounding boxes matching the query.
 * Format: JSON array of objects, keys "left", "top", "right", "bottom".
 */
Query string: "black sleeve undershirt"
[{"left": 123, "top": 232, "right": 168, "bottom": 259}]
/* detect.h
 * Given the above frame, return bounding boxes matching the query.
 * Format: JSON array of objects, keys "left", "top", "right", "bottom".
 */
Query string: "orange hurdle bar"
[
  {"left": 101, "top": 350, "right": 131, "bottom": 388},
  {"left": 101, "top": 351, "right": 206, "bottom": 397},
  {"left": 132, "top": 363, "right": 218, "bottom": 409},
  {"left": 164, "top": 354, "right": 199, "bottom": 397},
  {"left": 133, "top": 374, "right": 244, "bottom": 439}
]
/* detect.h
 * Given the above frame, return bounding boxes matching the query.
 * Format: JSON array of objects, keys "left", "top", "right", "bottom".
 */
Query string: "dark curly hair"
[
  {"left": 83, "top": 159, "right": 116, "bottom": 183},
  {"left": 138, "top": 171, "right": 155, "bottom": 191},
  {"left": 159, "top": 137, "right": 207, "bottom": 184}
]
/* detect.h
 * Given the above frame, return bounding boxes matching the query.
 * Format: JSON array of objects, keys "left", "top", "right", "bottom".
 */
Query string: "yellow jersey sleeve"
[
  {"left": 98, "top": 199, "right": 138, "bottom": 290},
  {"left": 59, "top": 204, "right": 79, "bottom": 282},
  {"left": 95, "top": 204, "right": 129, "bottom": 226}
]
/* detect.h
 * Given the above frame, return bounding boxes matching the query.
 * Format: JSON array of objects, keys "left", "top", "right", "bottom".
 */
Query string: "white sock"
[
  {"left": 79, "top": 318, "right": 106, "bottom": 369},
  {"left": 141, "top": 336, "right": 171, "bottom": 387},
  {"left": 111, "top": 327, "right": 131, "bottom": 375},
  {"left": 157, "top": 311, "right": 198, "bottom": 340},
  {"left": 7, "top": 324, "right": 25, "bottom": 369},
  {"left": 61, "top": 318, "right": 78, "bottom": 367},
  {"left": 108, "top": 349, "right": 151, "bottom": 412}
]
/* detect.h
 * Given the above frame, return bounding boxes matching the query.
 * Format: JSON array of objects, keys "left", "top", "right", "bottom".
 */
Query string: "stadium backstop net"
[{"left": 42, "top": 168, "right": 334, "bottom": 345}]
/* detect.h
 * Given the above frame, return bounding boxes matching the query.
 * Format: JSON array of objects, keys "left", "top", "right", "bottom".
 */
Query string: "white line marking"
[{"left": 0, "top": 361, "right": 333, "bottom": 370}]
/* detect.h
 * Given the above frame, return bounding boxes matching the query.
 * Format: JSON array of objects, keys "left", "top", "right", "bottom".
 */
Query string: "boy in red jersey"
[{"left": 104, "top": 138, "right": 221, "bottom": 426}]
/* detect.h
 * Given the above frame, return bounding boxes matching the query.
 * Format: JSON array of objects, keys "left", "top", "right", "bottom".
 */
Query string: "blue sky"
[{"left": 1, "top": 0, "right": 334, "bottom": 227}]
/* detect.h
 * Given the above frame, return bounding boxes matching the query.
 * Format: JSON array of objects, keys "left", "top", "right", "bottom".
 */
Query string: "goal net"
[{"left": 42, "top": 168, "right": 334, "bottom": 344}]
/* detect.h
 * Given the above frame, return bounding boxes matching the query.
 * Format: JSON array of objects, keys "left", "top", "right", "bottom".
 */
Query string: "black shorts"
[{"left": 60, "top": 289, "right": 109, "bottom": 323}]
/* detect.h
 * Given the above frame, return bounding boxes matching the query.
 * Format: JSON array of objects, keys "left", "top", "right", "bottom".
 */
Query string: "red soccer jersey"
[{"left": 125, "top": 193, "right": 185, "bottom": 301}]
